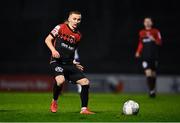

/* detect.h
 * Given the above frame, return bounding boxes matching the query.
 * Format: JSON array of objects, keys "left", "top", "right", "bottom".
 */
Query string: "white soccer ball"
[{"left": 122, "top": 100, "right": 139, "bottom": 115}]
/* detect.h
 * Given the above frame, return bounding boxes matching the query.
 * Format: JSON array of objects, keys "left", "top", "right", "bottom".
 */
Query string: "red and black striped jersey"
[
  {"left": 136, "top": 28, "right": 162, "bottom": 54},
  {"left": 136, "top": 28, "right": 162, "bottom": 60},
  {"left": 50, "top": 23, "right": 82, "bottom": 63}
]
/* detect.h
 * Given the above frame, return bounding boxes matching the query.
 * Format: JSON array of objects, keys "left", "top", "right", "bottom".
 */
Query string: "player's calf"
[
  {"left": 145, "top": 69, "right": 156, "bottom": 98},
  {"left": 50, "top": 75, "right": 65, "bottom": 113},
  {"left": 76, "top": 78, "right": 95, "bottom": 114},
  {"left": 53, "top": 75, "right": 65, "bottom": 101}
]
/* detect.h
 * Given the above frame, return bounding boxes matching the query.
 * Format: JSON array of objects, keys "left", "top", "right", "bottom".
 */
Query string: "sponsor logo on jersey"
[
  {"left": 61, "top": 42, "right": 75, "bottom": 50},
  {"left": 142, "top": 38, "right": 151, "bottom": 43}
]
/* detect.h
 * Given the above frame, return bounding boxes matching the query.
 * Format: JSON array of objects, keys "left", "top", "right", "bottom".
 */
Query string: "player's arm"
[
  {"left": 45, "top": 25, "right": 60, "bottom": 58},
  {"left": 135, "top": 33, "right": 143, "bottom": 58},
  {"left": 149, "top": 29, "right": 162, "bottom": 45},
  {"left": 73, "top": 49, "right": 80, "bottom": 64},
  {"left": 73, "top": 49, "right": 84, "bottom": 71},
  {"left": 155, "top": 30, "right": 162, "bottom": 45},
  {"left": 45, "top": 35, "right": 60, "bottom": 58}
]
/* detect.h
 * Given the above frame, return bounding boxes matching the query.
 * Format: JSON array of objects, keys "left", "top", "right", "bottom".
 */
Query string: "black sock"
[
  {"left": 53, "top": 82, "right": 63, "bottom": 101},
  {"left": 147, "top": 76, "right": 156, "bottom": 92},
  {"left": 80, "top": 85, "right": 89, "bottom": 108}
]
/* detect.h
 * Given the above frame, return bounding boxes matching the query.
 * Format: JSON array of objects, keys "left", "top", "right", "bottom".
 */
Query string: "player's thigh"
[
  {"left": 76, "top": 78, "right": 89, "bottom": 85},
  {"left": 147, "top": 61, "right": 157, "bottom": 76},
  {"left": 68, "top": 65, "right": 87, "bottom": 85},
  {"left": 152, "top": 71, "right": 156, "bottom": 77},
  {"left": 145, "top": 69, "right": 153, "bottom": 77},
  {"left": 50, "top": 62, "right": 65, "bottom": 85},
  {"left": 142, "top": 60, "right": 153, "bottom": 77}
]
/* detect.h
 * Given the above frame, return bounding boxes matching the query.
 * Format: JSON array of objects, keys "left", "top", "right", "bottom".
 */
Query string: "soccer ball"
[{"left": 122, "top": 100, "right": 139, "bottom": 115}]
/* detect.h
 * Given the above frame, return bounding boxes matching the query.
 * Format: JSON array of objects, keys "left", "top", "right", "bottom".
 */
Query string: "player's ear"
[{"left": 68, "top": 15, "right": 71, "bottom": 22}]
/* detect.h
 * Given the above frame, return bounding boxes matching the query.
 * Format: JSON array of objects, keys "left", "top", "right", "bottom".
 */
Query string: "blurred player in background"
[
  {"left": 135, "top": 17, "right": 162, "bottom": 98},
  {"left": 45, "top": 11, "right": 94, "bottom": 114}
]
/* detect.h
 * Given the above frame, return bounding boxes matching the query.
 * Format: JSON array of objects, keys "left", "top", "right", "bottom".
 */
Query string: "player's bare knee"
[
  {"left": 83, "top": 78, "right": 90, "bottom": 85},
  {"left": 145, "top": 69, "right": 153, "bottom": 77},
  {"left": 55, "top": 75, "right": 65, "bottom": 85},
  {"left": 77, "top": 78, "right": 89, "bottom": 85}
]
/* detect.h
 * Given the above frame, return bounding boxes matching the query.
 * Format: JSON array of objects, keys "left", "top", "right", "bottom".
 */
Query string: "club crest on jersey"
[{"left": 55, "top": 66, "right": 63, "bottom": 72}]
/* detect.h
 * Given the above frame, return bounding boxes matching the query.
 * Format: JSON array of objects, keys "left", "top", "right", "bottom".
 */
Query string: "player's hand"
[
  {"left": 51, "top": 49, "right": 60, "bottom": 58},
  {"left": 135, "top": 52, "right": 140, "bottom": 58},
  {"left": 149, "top": 36, "right": 156, "bottom": 41},
  {"left": 73, "top": 60, "right": 84, "bottom": 71},
  {"left": 76, "top": 64, "right": 84, "bottom": 71}
]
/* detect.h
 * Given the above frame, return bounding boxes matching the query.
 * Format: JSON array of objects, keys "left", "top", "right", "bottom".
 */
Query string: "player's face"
[
  {"left": 68, "top": 14, "right": 81, "bottom": 29},
  {"left": 144, "top": 18, "right": 153, "bottom": 29}
]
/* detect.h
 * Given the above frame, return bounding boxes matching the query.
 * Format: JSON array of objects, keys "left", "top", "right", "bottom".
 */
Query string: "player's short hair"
[
  {"left": 69, "top": 10, "right": 81, "bottom": 16},
  {"left": 144, "top": 17, "right": 153, "bottom": 22}
]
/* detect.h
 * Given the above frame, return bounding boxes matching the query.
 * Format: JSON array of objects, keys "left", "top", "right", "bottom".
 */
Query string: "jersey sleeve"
[
  {"left": 74, "top": 49, "right": 80, "bottom": 63},
  {"left": 155, "top": 29, "right": 162, "bottom": 45},
  {"left": 50, "top": 25, "right": 60, "bottom": 38},
  {"left": 76, "top": 32, "right": 82, "bottom": 42},
  {"left": 136, "top": 32, "right": 143, "bottom": 54}
]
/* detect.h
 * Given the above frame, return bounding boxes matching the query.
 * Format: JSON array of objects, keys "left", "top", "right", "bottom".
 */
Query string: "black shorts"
[
  {"left": 142, "top": 60, "right": 158, "bottom": 70},
  {"left": 50, "top": 61, "right": 86, "bottom": 83}
]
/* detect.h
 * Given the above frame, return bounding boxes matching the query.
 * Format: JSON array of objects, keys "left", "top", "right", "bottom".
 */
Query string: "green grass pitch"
[{"left": 0, "top": 92, "right": 180, "bottom": 122}]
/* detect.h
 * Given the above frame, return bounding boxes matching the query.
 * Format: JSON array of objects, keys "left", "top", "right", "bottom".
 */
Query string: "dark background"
[{"left": 1, "top": 0, "right": 180, "bottom": 74}]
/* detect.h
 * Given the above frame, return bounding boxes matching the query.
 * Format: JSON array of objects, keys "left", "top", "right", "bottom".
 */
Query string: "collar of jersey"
[{"left": 66, "top": 24, "right": 78, "bottom": 33}]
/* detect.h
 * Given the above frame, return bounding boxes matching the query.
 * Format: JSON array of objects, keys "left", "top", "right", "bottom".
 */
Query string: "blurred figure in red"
[{"left": 135, "top": 17, "right": 162, "bottom": 98}]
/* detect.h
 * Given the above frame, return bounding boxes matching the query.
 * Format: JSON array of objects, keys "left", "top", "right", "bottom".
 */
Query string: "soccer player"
[
  {"left": 135, "top": 17, "right": 162, "bottom": 97},
  {"left": 45, "top": 11, "right": 95, "bottom": 114}
]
